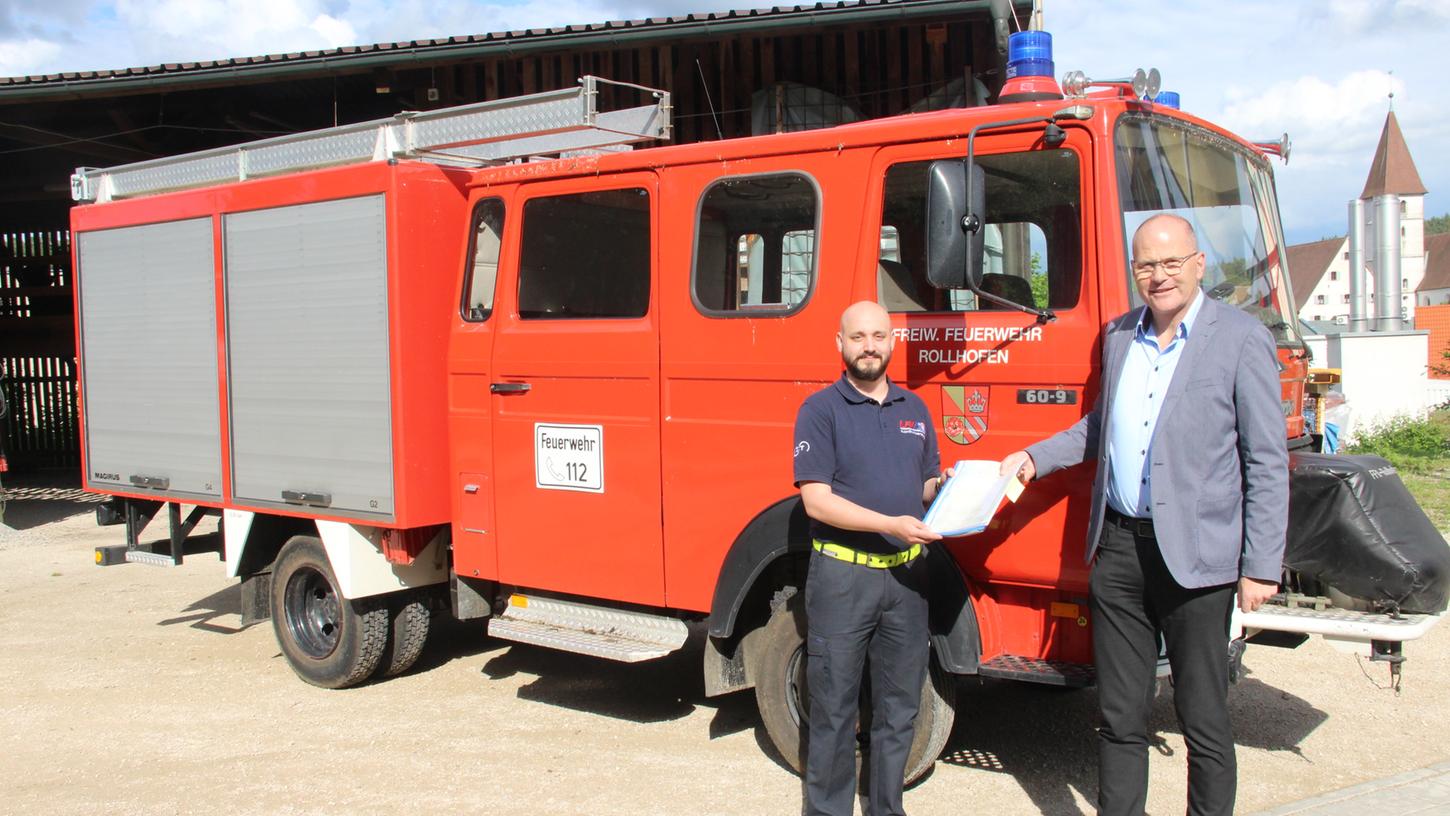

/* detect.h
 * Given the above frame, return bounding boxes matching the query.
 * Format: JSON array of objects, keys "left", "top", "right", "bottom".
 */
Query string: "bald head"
[
  {"left": 1132, "top": 213, "right": 1198, "bottom": 257},
  {"left": 840, "top": 300, "right": 891, "bottom": 335}
]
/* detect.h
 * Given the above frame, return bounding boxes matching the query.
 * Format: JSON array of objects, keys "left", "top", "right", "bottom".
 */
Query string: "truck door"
[
  {"left": 489, "top": 174, "right": 664, "bottom": 606},
  {"left": 868, "top": 134, "right": 1100, "bottom": 654},
  {"left": 450, "top": 191, "right": 511, "bottom": 581}
]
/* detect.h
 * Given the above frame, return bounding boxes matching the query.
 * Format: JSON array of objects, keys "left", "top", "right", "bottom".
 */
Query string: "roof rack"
[{"left": 71, "top": 76, "right": 672, "bottom": 203}]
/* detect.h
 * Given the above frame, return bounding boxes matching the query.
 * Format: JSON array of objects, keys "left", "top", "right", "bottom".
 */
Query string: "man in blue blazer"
[{"left": 1001, "top": 213, "right": 1288, "bottom": 816}]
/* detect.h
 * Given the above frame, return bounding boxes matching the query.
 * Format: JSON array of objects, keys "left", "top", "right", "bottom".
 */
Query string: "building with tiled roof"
[
  {"left": 1288, "top": 236, "right": 1347, "bottom": 321},
  {"left": 1415, "top": 233, "right": 1450, "bottom": 306}
]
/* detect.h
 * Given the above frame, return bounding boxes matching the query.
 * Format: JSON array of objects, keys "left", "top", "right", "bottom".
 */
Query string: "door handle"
[{"left": 490, "top": 382, "right": 531, "bottom": 393}]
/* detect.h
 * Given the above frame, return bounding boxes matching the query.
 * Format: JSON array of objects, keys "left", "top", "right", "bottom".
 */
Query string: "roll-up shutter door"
[
  {"left": 224, "top": 195, "right": 394, "bottom": 518},
  {"left": 76, "top": 218, "right": 223, "bottom": 498}
]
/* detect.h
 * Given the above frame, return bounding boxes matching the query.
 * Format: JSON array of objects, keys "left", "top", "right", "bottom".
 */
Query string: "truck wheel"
[
  {"left": 753, "top": 593, "right": 957, "bottom": 784},
  {"left": 377, "top": 592, "right": 432, "bottom": 678},
  {"left": 270, "top": 535, "right": 388, "bottom": 689}
]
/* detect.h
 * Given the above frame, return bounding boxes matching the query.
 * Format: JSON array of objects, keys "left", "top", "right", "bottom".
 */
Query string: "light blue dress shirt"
[{"left": 1105, "top": 291, "right": 1206, "bottom": 518}]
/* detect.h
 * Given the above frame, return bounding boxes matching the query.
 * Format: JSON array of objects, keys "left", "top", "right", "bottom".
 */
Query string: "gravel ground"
[{"left": 2, "top": 476, "right": 1448, "bottom": 815}]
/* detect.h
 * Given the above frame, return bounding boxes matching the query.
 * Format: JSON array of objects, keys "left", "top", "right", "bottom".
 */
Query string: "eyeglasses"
[{"left": 1131, "top": 251, "right": 1200, "bottom": 279}]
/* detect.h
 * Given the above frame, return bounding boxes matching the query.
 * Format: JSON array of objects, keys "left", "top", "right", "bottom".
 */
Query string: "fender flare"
[
  {"left": 923, "top": 544, "right": 982, "bottom": 675},
  {"left": 707, "top": 496, "right": 812, "bottom": 639},
  {"left": 706, "top": 496, "right": 982, "bottom": 675}
]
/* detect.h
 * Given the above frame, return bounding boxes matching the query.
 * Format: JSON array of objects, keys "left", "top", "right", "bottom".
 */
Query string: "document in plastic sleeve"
[{"left": 923, "top": 459, "right": 1025, "bottom": 536}]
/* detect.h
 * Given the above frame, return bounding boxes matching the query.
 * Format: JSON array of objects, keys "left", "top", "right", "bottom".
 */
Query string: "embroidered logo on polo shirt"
[
  {"left": 794, "top": 441, "right": 811, "bottom": 458},
  {"left": 899, "top": 420, "right": 927, "bottom": 438}
]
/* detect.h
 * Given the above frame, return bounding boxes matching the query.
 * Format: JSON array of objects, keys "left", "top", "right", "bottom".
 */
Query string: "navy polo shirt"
[{"left": 793, "top": 374, "right": 940, "bottom": 553}]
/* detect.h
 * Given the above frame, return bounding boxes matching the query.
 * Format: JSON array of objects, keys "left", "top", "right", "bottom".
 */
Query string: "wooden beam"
[{"left": 0, "top": 121, "right": 152, "bottom": 164}]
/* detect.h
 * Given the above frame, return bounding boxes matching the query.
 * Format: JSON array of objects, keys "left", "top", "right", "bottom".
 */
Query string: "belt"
[
  {"left": 812, "top": 539, "right": 922, "bottom": 569},
  {"left": 1105, "top": 508, "right": 1155, "bottom": 538}
]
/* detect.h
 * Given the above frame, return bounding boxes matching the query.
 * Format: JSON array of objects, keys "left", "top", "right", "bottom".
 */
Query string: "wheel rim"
[
  {"left": 283, "top": 565, "right": 342, "bottom": 659},
  {"left": 785, "top": 643, "right": 870, "bottom": 741},
  {"left": 785, "top": 644, "right": 810, "bottom": 728}
]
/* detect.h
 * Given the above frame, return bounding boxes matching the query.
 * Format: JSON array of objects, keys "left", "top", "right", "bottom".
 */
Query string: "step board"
[
  {"left": 487, "top": 594, "right": 688, "bottom": 663},
  {"left": 978, "top": 654, "right": 1095, "bottom": 687},
  {"left": 1238, "top": 604, "right": 1441, "bottom": 643},
  {"left": 123, "top": 549, "right": 180, "bottom": 567}
]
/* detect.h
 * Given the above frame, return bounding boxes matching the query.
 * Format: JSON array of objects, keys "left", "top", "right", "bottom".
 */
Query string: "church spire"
[{"left": 1360, "top": 110, "right": 1427, "bottom": 199}]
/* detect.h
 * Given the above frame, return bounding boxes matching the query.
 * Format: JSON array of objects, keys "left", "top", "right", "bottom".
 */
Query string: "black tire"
[
  {"left": 269, "top": 535, "right": 388, "bottom": 689},
  {"left": 377, "top": 591, "right": 432, "bottom": 678},
  {"left": 752, "top": 592, "right": 956, "bottom": 784}
]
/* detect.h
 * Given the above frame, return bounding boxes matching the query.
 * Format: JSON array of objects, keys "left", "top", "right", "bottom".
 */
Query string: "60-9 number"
[{"left": 1017, "top": 388, "right": 1076, "bottom": 405}]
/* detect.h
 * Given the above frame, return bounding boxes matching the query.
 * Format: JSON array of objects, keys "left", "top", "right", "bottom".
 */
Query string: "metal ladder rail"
[{"left": 72, "top": 76, "right": 672, "bottom": 203}]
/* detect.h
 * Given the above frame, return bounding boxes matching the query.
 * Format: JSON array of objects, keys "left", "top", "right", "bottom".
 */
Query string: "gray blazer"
[{"left": 1026, "top": 293, "right": 1289, "bottom": 589}]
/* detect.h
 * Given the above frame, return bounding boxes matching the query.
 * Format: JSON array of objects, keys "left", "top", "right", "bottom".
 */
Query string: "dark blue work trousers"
[
  {"left": 1091, "top": 517, "right": 1238, "bottom": 816},
  {"left": 803, "top": 549, "right": 929, "bottom": 816}
]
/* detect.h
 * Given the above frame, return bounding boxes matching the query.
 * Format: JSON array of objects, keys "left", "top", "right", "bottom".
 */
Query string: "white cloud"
[
  {"left": 112, "top": 0, "right": 362, "bottom": 63},
  {"left": 1220, "top": 70, "right": 1402, "bottom": 168},
  {"left": 310, "top": 13, "right": 357, "bottom": 47},
  {"left": 0, "top": 37, "right": 63, "bottom": 76}
]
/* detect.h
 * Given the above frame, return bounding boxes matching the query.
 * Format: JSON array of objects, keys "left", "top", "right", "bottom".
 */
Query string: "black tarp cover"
[{"left": 1285, "top": 453, "right": 1450, "bottom": 614}]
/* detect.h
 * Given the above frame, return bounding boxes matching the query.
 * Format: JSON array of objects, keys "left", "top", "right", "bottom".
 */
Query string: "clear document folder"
[{"left": 923, "top": 459, "right": 1025, "bottom": 536}]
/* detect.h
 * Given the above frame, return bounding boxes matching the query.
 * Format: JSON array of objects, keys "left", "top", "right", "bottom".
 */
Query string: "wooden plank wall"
[{"left": 419, "top": 20, "right": 983, "bottom": 143}]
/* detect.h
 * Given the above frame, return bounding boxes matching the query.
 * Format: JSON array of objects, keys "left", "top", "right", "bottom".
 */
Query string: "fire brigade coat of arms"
[{"left": 942, "top": 385, "right": 988, "bottom": 445}]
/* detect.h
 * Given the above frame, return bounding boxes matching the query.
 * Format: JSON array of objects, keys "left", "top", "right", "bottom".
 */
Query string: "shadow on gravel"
[
  {"left": 1, "top": 472, "right": 103, "bottom": 531},
  {"left": 158, "top": 581, "right": 252, "bottom": 635},
  {"left": 412, "top": 616, "right": 508, "bottom": 672},
  {"left": 938, "top": 669, "right": 1329, "bottom": 815},
  {"left": 1224, "top": 672, "right": 1328, "bottom": 756},
  {"left": 479, "top": 628, "right": 705, "bottom": 723},
  {"left": 941, "top": 678, "right": 1098, "bottom": 815}
]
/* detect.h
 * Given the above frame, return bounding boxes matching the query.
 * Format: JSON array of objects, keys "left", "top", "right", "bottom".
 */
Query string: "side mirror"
[{"left": 925, "top": 160, "right": 986, "bottom": 290}]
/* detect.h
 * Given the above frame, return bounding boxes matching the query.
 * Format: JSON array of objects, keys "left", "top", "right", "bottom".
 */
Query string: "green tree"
[
  {"left": 1427, "top": 213, "right": 1450, "bottom": 236},
  {"left": 1029, "top": 252, "right": 1048, "bottom": 308}
]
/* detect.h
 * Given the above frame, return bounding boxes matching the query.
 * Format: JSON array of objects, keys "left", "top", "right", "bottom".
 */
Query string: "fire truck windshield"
[{"left": 1114, "top": 114, "right": 1304, "bottom": 348}]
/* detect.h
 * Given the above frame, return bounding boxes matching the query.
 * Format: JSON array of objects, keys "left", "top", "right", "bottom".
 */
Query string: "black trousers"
[
  {"left": 803, "top": 549, "right": 929, "bottom": 816},
  {"left": 1091, "top": 517, "right": 1237, "bottom": 816}
]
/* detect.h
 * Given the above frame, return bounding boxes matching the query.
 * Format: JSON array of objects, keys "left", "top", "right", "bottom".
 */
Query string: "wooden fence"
[{"left": 2, "top": 228, "right": 80, "bottom": 470}]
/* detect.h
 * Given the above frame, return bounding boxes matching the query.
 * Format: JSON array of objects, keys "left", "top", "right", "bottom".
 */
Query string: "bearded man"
[{"left": 791, "top": 300, "right": 949, "bottom": 816}]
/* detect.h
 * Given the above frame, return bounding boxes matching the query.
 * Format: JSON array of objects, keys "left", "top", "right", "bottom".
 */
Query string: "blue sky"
[{"left": 2, "top": 0, "right": 1445, "bottom": 244}]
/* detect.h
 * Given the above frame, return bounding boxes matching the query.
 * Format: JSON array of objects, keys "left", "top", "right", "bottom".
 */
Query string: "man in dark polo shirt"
[{"left": 792, "top": 300, "right": 947, "bottom": 816}]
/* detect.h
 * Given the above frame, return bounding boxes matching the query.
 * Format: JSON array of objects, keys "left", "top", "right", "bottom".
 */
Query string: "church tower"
[{"left": 1355, "top": 111, "right": 1428, "bottom": 327}]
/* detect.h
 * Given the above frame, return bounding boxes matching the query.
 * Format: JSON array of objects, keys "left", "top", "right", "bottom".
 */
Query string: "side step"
[
  {"left": 978, "top": 654, "right": 1095, "bottom": 687},
  {"left": 1237, "top": 603, "right": 1441, "bottom": 643},
  {"left": 487, "top": 594, "right": 688, "bottom": 663},
  {"left": 94, "top": 499, "right": 222, "bottom": 567}
]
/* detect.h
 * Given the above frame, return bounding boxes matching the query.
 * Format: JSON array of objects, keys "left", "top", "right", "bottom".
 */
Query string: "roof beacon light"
[
  {"left": 999, "top": 30, "right": 1063, "bottom": 103},
  {"left": 1153, "top": 91, "right": 1180, "bottom": 109}
]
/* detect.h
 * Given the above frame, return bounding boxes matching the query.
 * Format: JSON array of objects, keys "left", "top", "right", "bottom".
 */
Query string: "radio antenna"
[{"left": 696, "top": 59, "right": 724, "bottom": 140}]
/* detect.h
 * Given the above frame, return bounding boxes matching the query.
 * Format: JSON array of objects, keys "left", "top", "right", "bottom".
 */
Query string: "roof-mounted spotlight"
[{"left": 1253, "top": 133, "right": 1292, "bottom": 164}]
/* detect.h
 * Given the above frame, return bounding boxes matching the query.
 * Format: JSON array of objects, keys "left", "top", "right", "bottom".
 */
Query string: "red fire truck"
[{"left": 74, "top": 38, "right": 1443, "bottom": 783}]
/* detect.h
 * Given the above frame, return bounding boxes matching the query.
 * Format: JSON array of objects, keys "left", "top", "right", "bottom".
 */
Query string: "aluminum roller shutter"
[
  {"left": 224, "top": 195, "right": 395, "bottom": 518},
  {"left": 76, "top": 218, "right": 223, "bottom": 498}
]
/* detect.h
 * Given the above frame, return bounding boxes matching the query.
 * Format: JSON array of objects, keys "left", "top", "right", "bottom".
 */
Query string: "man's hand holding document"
[{"left": 923, "top": 459, "right": 1025, "bottom": 536}]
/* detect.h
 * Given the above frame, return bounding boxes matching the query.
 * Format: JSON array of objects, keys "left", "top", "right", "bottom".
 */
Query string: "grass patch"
[{"left": 1347, "top": 411, "right": 1450, "bottom": 527}]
